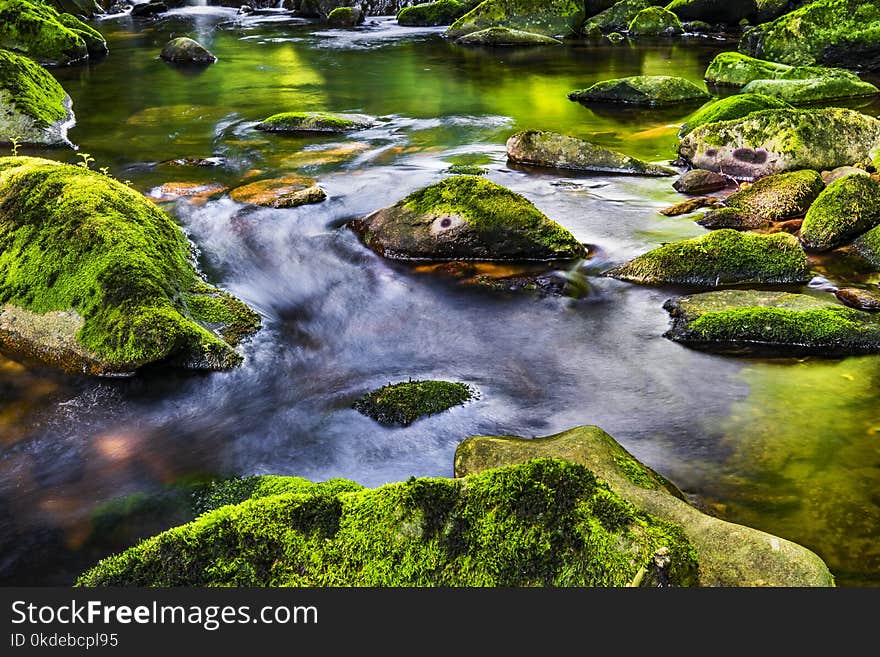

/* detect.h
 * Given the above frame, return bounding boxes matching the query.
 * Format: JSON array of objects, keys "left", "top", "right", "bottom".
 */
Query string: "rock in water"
[
  {"left": 679, "top": 94, "right": 792, "bottom": 137},
  {"left": 678, "top": 108, "right": 880, "bottom": 181},
  {"left": 160, "top": 37, "right": 217, "bottom": 65},
  {"left": 454, "top": 26, "right": 563, "bottom": 45},
  {"left": 397, "top": 0, "right": 472, "bottom": 26},
  {"left": 255, "top": 111, "right": 375, "bottom": 133},
  {"left": 353, "top": 380, "right": 475, "bottom": 426},
  {"left": 454, "top": 426, "right": 834, "bottom": 587},
  {"left": 131, "top": 1, "right": 167, "bottom": 16},
  {"left": 704, "top": 51, "right": 859, "bottom": 88},
  {"left": 741, "top": 77, "right": 879, "bottom": 104},
  {"left": 627, "top": 7, "right": 682, "bottom": 36},
  {"left": 698, "top": 169, "right": 824, "bottom": 230},
  {"left": 0, "top": 49, "right": 75, "bottom": 147},
  {"left": 835, "top": 287, "right": 880, "bottom": 311},
  {"left": 672, "top": 169, "right": 732, "bottom": 194},
  {"left": 0, "top": 0, "right": 108, "bottom": 65},
  {"left": 349, "top": 175, "right": 585, "bottom": 260},
  {"left": 665, "top": 0, "right": 756, "bottom": 24},
  {"left": 0, "top": 156, "right": 260, "bottom": 375},
  {"left": 445, "top": 0, "right": 586, "bottom": 39},
  {"left": 800, "top": 174, "right": 880, "bottom": 251},
  {"left": 605, "top": 229, "right": 810, "bottom": 287},
  {"left": 327, "top": 6, "right": 364, "bottom": 27},
  {"left": 738, "top": 0, "right": 880, "bottom": 70},
  {"left": 568, "top": 75, "right": 711, "bottom": 106},
  {"left": 505, "top": 130, "right": 676, "bottom": 175},
  {"left": 584, "top": 0, "right": 655, "bottom": 33},
  {"left": 229, "top": 175, "right": 326, "bottom": 208}
]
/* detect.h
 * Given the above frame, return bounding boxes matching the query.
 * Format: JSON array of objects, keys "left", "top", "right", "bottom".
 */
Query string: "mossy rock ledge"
[
  {"left": 679, "top": 94, "right": 792, "bottom": 137},
  {"left": 353, "top": 379, "right": 476, "bottom": 426},
  {"left": 568, "top": 75, "right": 711, "bottom": 107},
  {"left": 0, "top": 0, "right": 107, "bottom": 65},
  {"left": 0, "top": 48, "right": 74, "bottom": 146},
  {"left": 454, "top": 426, "right": 834, "bottom": 587},
  {"left": 704, "top": 52, "right": 860, "bottom": 88},
  {"left": 584, "top": 0, "right": 657, "bottom": 34},
  {"left": 663, "top": 289, "right": 880, "bottom": 356},
  {"left": 348, "top": 176, "right": 585, "bottom": 261},
  {"left": 800, "top": 174, "right": 880, "bottom": 252},
  {"left": 506, "top": 130, "right": 677, "bottom": 176},
  {"left": 255, "top": 111, "right": 375, "bottom": 133},
  {"left": 741, "top": 77, "right": 879, "bottom": 104},
  {"left": 454, "top": 26, "right": 563, "bottom": 45},
  {"left": 445, "top": 0, "right": 586, "bottom": 39},
  {"left": 397, "top": 0, "right": 475, "bottom": 27},
  {"left": 605, "top": 229, "right": 810, "bottom": 287},
  {"left": 0, "top": 156, "right": 260, "bottom": 376},
  {"left": 678, "top": 108, "right": 880, "bottom": 181}
]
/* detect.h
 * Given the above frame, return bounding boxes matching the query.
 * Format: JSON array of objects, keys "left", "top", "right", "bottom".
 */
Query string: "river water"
[{"left": 2, "top": 9, "right": 879, "bottom": 586}]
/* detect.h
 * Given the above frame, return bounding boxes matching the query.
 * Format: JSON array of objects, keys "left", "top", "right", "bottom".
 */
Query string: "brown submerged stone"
[
  {"left": 229, "top": 175, "right": 326, "bottom": 208},
  {"left": 660, "top": 196, "right": 721, "bottom": 216},
  {"left": 835, "top": 287, "right": 880, "bottom": 312}
]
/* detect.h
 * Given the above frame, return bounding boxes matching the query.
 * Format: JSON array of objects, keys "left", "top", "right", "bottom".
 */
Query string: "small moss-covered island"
[
  {"left": 568, "top": 75, "right": 712, "bottom": 106},
  {"left": 353, "top": 379, "right": 476, "bottom": 426},
  {"left": 255, "top": 111, "right": 375, "bottom": 133}
]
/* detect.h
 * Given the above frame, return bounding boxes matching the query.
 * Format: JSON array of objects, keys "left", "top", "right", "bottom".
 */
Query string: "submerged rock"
[
  {"left": 678, "top": 108, "right": 880, "bottom": 181},
  {"left": 704, "top": 51, "right": 858, "bottom": 88},
  {"left": 353, "top": 379, "right": 475, "bottom": 426},
  {"left": 605, "top": 229, "right": 810, "bottom": 287},
  {"left": 568, "top": 75, "right": 711, "bottom": 106},
  {"left": 627, "top": 6, "right": 682, "bottom": 36},
  {"left": 663, "top": 289, "right": 880, "bottom": 356},
  {"left": 738, "top": 0, "right": 880, "bottom": 69},
  {"left": 256, "top": 111, "right": 375, "bottom": 133},
  {"left": 659, "top": 195, "right": 721, "bottom": 216},
  {"left": 454, "top": 425, "right": 834, "bottom": 586},
  {"left": 454, "top": 26, "right": 563, "bottom": 45},
  {"left": 835, "top": 287, "right": 880, "bottom": 311},
  {"left": 149, "top": 182, "right": 228, "bottom": 204},
  {"left": 397, "top": 0, "right": 472, "bottom": 26},
  {"left": 445, "top": 0, "right": 586, "bottom": 39},
  {"left": 679, "top": 94, "right": 791, "bottom": 137},
  {"left": 0, "top": 0, "right": 108, "bottom": 65},
  {"left": 741, "top": 77, "right": 879, "bottom": 104},
  {"left": 665, "top": 0, "right": 756, "bottom": 24},
  {"left": 800, "top": 174, "right": 880, "bottom": 252},
  {"left": 349, "top": 176, "right": 585, "bottom": 261},
  {"left": 327, "top": 6, "right": 364, "bottom": 26},
  {"left": 698, "top": 169, "right": 824, "bottom": 230},
  {"left": 0, "top": 157, "right": 260, "bottom": 375},
  {"left": 506, "top": 130, "right": 676, "bottom": 176},
  {"left": 672, "top": 169, "right": 732, "bottom": 194},
  {"left": 0, "top": 48, "right": 74, "bottom": 147},
  {"left": 229, "top": 175, "right": 326, "bottom": 208},
  {"left": 160, "top": 37, "right": 217, "bottom": 65}
]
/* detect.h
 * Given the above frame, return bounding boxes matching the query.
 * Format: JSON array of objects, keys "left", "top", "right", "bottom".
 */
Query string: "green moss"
[
  {"left": 606, "top": 229, "right": 810, "bottom": 286},
  {"left": 853, "top": 224, "right": 880, "bottom": 268},
  {"left": 613, "top": 455, "right": 657, "bottom": 489},
  {"left": 680, "top": 94, "right": 791, "bottom": 137},
  {"left": 454, "top": 25, "right": 564, "bottom": 44},
  {"left": 353, "top": 379, "right": 475, "bottom": 426},
  {"left": 446, "top": 163, "right": 488, "bottom": 175},
  {"left": 0, "top": 0, "right": 105, "bottom": 65},
  {"left": 584, "top": 0, "right": 654, "bottom": 33},
  {"left": 76, "top": 458, "right": 700, "bottom": 587},
  {"left": 704, "top": 51, "right": 858, "bottom": 87},
  {"left": 800, "top": 174, "right": 880, "bottom": 251},
  {"left": 398, "top": 0, "right": 470, "bottom": 26},
  {"left": 568, "top": 75, "right": 711, "bottom": 106},
  {"left": 742, "top": 77, "right": 879, "bottom": 104},
  {"left": 0, "top": 157, "right": 259, "bottom": 374},
  {"left": 256, "top": 111, "right": 373, "bottom": 133},
  {"left": 183, "top": 282, "right": 261, "bottom": 346},
  {"left": 445, "top": 0, "right": 585, "bottom": 38},
  {"left": 55, "top": 11, "right": 106, "bottom": 57},
  {"left": 0, "top": 48, "right": 67, "bottom": 131},
  {"left": 327, "top": 6, "right": 363, "bottom": 26},
  {"left": 195, "top": 475, "right": 364, "bottom": 514},
  {"left": 665, "top": 0, "right": 756, "bottom": 23},
  {"left": 627, "top": 6, "right": 682, "bottom": 36}
]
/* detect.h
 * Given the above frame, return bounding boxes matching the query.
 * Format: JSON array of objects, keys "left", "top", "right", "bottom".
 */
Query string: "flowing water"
[{"left": 2, "top": 9, "right": 880, "bottom": 586}]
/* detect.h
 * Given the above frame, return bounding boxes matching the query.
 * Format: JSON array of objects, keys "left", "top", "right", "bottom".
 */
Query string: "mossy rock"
[
  {"left": 76, "top": 457, "right": 700, "bottom": 587},
  {"left": 678, "top": 108, "right": 880, "bottom": 181},
  {"left": 397, "top": 0, "right": 472, "bottom": 26},
  {"left": 704, "top": 51, "right": 862, "bottom": 88},
  {"left": 45, "top": 0, "right": 103, "bottom": 17},
  {"left": 568, "top": 75, "right": 711, "bottom": 107},
  {"left": 853, "top": 223, "right": 880, "bottom": 269},
  {"left": 228, "top": 175, "right": 326, "bottom": 209},
  {"left": 194, "top": 475, "right": 365, "bottom": 515},
  {"left": 348, "top": 176, "right": 585, "bottom": 261},
  {"left": 800, "top": 174, "right": 880, "bottom": 252},
  {"left": 665, "top": 0, "right": 756, "bottom": 24},
  {"left": 160, "top": 37, "right": 216, "bottom": 65},
  {"left": 679, "top": 94, "right": 791, "bottom": 137},
  {"left": 605, "top": 229, "right": 810, "bottom": 287},
  {"left": 454, "top": 426, "right": 834, "bottom": 586},
  {"left": 0, "top": 48, "right": 73, "bottom": 146},
  {"left": 352, "top": 379, "right": 475, "bottom": 426},
  {"left": 627, "top": 6, "right": 682, "bottom": 36},
  {"left": 446, "top": 163, "right": 488, "bottom": 175},
  {"left": 454, "top": 26, "right": 563, "bottom": 45},
  {"left": 255, "top": 111, "right": 375, "bottom": 133},
  {"left": 698, "top": 169, "right": 824, "bottom": 230},
  {"left": 663, "top": 289, "right": 880, "bottom": 356},
  {"left": 752, "top": 0, "right": 794, "bottom": 23},
  {"left": 739, "top": 0, "right": 880, "bottom": 69},
  {"left": 672, "top": 169, "right": 731, "bottom": 194},
  {"left": 327, "top": 6, "right": 364, "bottom": 27},
  {"left": 741, "top": 77, "right": 879, "bottom": 104},
  {"left": 0, "top": 156, "right": 260, "bottom": 375},
  {"left": 0, "top": 0, "right": 107, "bottom": 65},
  {"left": 506, "top": 130, "right": 677, "bottom": 175},
  {"left": 445, "top": 0, "right": 586, "bottom": 39},
  {"left": 584, "top": 0, "right": 658, "bottom": 34}
]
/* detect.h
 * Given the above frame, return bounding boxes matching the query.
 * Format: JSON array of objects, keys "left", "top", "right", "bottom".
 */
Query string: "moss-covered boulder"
[
  {"left": 454, "top": 26, "right": 563, "bottom": 44},
  {"left": 752, "top": 0, "right": 794, "bottom": 23},
  {"left": 255, "top": 111, "right": 375, "bottom": 133},
  {"left": 698, "top": 169, "right": 824, "bottom": 230},
  {"left": 160, "top": 37, "right": 216, "bottom": 65},
  {"left": 397, "top": 0, "right": 472, "bottom": 26},
  {"left": 584, "top": 0, "right": 657, "bottom": 34},
  {"left": 76, "top": 458, "right": 700, "bottom": 587},
  {"left": 738, "top": 0, "right": 880, "bottom": 69},
  {"left": 663, "top": 289, "right": 880, "bottom": 356},
  {"left": 0, "top": 156, "right": 260, "bottom": 375},
  {"left": 704, "top": 51, "right": 862, "bottom": 88},
  {"left": 665, "top": 0, "right": 756, "bottom": 24},
  {"left": 353, "top": 379, "right": 475, "bottom": 426},
  {"left": 678, "top": 108, "right": 880, "bottom": 181},
  {"left": 605, "top": 229, "right": 810, "bottom": 287},
  {"left": 799, "top": 174, "right": 880, "bottom": 252},
  {"left": 445, "top": 0, "right": 586, "bottom": 39},
  {"left": 349, "top": 176, "right": 585, "bottom": 260},
  {"left": 47, "top": 0, "right": 103, "bottom": 17},
  {"left": 853, "top": 223, "right": 880, "bottom": 268},
  {"left": 506, "top": 130, "right": 677, "bottom": 175},
  {"left": 327, "top": 6, "right": 364, "bottom": 26},
  {"left": 679, "top": 94, "right": 791, "bottom": 137},
  {"left": 454, "top": 426, "right": 834, "bottom": 586},
  {"left": 229, "top": 175, "right": 326, "bottom": 209},
  {"left": 0, "top": 48, "right": 73, "bottom": 146},
  {"left": 741, "top": 77, "right": 879, "bottom": 104},
  {"left": 0, "top": 0, "right": 107, "bottom": 65},
  {"left": 568, "top": 75, "right": 711, "bottom": 106},
  {"left": 446, "top": 163, "right": 488, "bottom": 175},
  {"left": 628, "top": 6, "right": 682, "bottom": 35}
]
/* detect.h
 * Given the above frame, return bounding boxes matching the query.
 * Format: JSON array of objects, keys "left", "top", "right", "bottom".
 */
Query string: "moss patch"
[
  {"left": 704, "top": 51, "right": 858, "bottom": 87},
  {"left": 454, "top": 26, "right": 563, "bottom": 44},
  {"left": 569, "top": 75, "right": 711, "bottom": 106},
  {"left": 0, "top": 47, "right": 67, "bottom": 132},
  {"left": 256, "top": 111, "right": 374, "bottom": 133},
  {"left": 0, "top": 0, "right": 105, "bottom": 65},
  {"left": 800, "top": 174, "right": 880, "bottom": 251},
  {"left": 605, "top": 229, "right": 810, "bottom": 286},
  {"left": 353, "top": 379, "right": 475, "bottom": 426},
  {"left": 627, "top": 6, "right": 682, "bottom": 36},
  {"left": 398, "top": 0, "right": 471, "bottom": 26},
  {"left": 445, "top": 0, "right": 586, "bottom": 38},
  {"left": 679, "top": 94, "right": 791, "bottom": 137},
  {"left": 446, "top": 163, "right": 488, "bottom": 175},
  {"left": 584, "top": 0, "right": 655, "bottom": 34},
  {"left": 194, "top": 475, "right": 365, "bottom": 514},
  {"left": 742, "top": 77, "right": 879, "bottom": 104}
]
